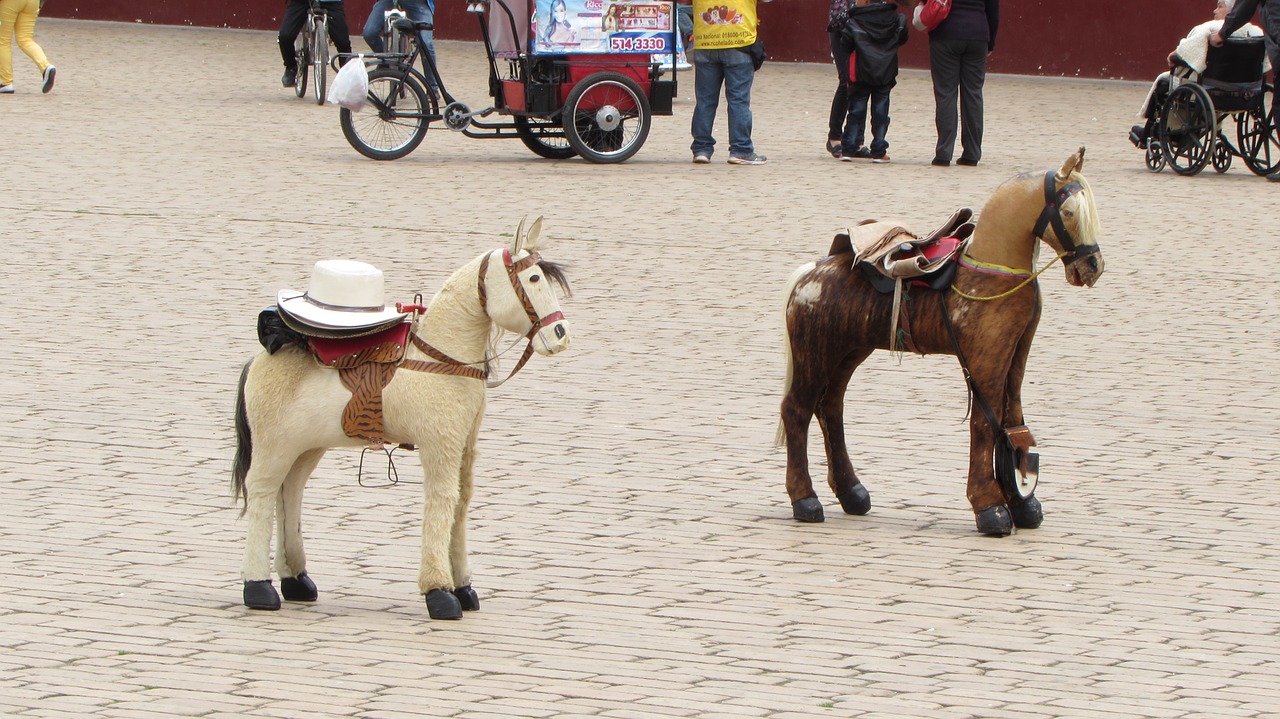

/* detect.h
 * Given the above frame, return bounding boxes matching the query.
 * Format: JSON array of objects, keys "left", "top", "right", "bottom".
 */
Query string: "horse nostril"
[
  {"left": 554, "top": 324, "right": 565, "bottom": 339},
  {"left": 1087, "top": 256, "right": 1099, "bottom": 272}
]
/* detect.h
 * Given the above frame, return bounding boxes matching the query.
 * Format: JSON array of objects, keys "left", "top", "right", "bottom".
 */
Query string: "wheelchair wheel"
[
  {"left": 1145, "top": 142, "right": 1166, "bottom": 173},
  {"left": 1160, "top": 83, "right": 1216, "bottom": 176},
  {"left": 1237, "top": 84, "right": 1280, "bottom": 176},
  {"left": 1211, "top": 135, "right": 1232, "bottom": 173}
]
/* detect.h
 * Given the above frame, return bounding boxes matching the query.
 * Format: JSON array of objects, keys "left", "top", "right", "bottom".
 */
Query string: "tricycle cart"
[{"left": 338, "top": 0, "right": 682, "bottom": 163}]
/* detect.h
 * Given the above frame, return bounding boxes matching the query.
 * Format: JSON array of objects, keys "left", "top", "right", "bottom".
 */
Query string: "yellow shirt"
[{"left": 691, "top": 0, "right": 758, "bottom": 50}]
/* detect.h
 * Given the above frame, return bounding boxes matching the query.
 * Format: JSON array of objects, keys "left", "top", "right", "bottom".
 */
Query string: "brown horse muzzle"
[{"left": 1065, "top": 251, "right": 1104, "bottom": 288}]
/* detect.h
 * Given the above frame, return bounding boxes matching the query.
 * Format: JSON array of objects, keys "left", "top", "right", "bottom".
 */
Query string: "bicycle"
[
  {"left": 380, "top": 2, "right": 411, "bottom": 57},
  {"left": 292, "top": 0, "right": 333, "bottom": 105}
]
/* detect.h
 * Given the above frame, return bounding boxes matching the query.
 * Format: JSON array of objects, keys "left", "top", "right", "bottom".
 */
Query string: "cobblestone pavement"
[{"left": 1, "top": 19, "right": 1277, "bottom": 719}]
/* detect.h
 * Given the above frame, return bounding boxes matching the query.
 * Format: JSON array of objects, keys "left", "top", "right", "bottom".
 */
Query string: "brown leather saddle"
[{"left": 830, "top": 207, "right": 975, "bottom": 294}]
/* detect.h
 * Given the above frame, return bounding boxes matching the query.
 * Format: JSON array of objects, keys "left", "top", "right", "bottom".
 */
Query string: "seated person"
[{"left": 1130, "top": 0, "right": 1268, "bottom": 147}]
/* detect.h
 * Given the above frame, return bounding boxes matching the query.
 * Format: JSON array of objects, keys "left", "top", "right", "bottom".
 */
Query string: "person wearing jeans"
[
  {"left": 689, "top": 0, "right": 767, "bottom": 164},
  {"left": 363, "top": 0, "right": 438, "bottom": 90}
]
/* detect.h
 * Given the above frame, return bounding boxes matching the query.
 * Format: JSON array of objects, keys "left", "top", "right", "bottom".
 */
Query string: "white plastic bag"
[{"left": 327, "top": 54, "right": 369, "bottom": 111}]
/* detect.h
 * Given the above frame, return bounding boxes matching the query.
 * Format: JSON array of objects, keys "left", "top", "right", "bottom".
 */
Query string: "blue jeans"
[
  {"left": 844, "top": 83, "right": 891, "bottom": 157},
  {"left": 363, "top": 0, "right": 437, "bottom": 86},
  {"left": 690, "top": 48, "right": 756, "bottom": 158}
]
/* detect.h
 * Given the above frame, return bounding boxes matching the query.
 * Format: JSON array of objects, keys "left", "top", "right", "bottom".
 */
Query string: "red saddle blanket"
[{"left": 308, "top": 322, "right": 412, "bottom": 367}]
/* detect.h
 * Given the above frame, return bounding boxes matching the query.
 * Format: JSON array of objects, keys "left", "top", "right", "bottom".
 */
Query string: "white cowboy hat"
[{"left": 276, "top": 259, "right": 407, "bottom": 329}]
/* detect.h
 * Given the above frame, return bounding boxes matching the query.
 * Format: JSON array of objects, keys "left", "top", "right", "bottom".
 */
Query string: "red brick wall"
[{"left": 46, "top": 0, "right": 1218, "bottom": 80}]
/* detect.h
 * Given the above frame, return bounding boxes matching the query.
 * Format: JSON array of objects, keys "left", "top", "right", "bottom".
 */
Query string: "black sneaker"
[{"left": 282, "top": 69, "right": 297, "bottom": 88}]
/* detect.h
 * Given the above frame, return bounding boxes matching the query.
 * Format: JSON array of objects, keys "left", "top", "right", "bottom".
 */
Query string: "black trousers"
[
  {"left": 929, "top": 38, "right": 987, "bottom": 164},
  {"left": 278, "top": 0, "right": 352, "bottom": 70}
]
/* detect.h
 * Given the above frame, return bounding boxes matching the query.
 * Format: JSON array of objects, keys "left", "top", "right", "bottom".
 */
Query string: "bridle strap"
[
  {"left": 1031, "top": 170, "right": 1099, "bottom": 263},
  {"left": 402, "top": 331, "right": 487, "bottom": 380}
]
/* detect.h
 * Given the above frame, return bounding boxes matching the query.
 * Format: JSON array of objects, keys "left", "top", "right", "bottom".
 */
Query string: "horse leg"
[
  {"left": 240, "top": 454, "right": 299, "bottom": 610},
  {"left": 418, "top": 441, "right": 465, "bottom": 620},
  {"left": 275, "top": 448, "right": 326, "bottom": 602},
  {"left": 1001, "top": 320, "right": 1043, "bottom": 530},
  {"left": 448, "top": 422, "right": 481, "bottom": 612},
  {"left": 816, "top": 347, "right": 875, "bottom": 516},
  {"left": 965, "top": 369, "right": 1015, "bottom": 537},
  {"left": 781, "top": 375, "right": 826, "bottom": 523}
]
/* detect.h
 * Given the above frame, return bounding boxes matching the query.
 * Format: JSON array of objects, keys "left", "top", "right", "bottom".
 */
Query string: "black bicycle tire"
[{"left": 340, "top": 67, "right": 433, "bottom": 160}]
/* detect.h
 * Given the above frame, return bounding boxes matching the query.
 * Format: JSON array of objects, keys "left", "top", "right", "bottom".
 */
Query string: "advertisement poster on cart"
[{"left": 532, "top": 0, "right": 687, "bottom": 66}]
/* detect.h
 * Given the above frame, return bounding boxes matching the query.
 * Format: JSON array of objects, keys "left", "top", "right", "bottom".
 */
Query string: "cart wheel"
[
  {"left": 294, "top": 32, "right": 310, "bottom": 99},
  {"left": 1211, "top": 135, "right": 1232, "bottom": 173},
  {"left": 515, "top": 116, "right": 578, "bottom": 159},
  {"left": 340, "top": 68, "right": 435, "bottom": 160},
  {"left": 1145, "top": 142, "right": 1165, "bottom": 173},
  {"left": 561, "top": 72, "right": 651, "bottom": 164},
  {"left": 1161, "top": 82, "right": 1215, "bottom": 176},
  {"left": 1237, "top": 84, "right": 1280, "bottom": 176}
]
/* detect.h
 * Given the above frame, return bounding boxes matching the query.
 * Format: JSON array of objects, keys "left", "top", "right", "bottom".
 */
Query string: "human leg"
[
  {"left": 0, "top": 0, "right": 20, "bottom": 87},
  {"left": 278, "top": 0, "right": 308, "bottom": 71},
  {"left": 828, "top": 31, "right": 854, "bottom": 153},
  {"left": 691, "top": 50, "right": 725, "bottom": 158},
  {"left": 868, "top": 85, "right": 891, "bottom": 158},
  {"left": 402, "top": 0, "right": 439, "bottom": 89},
  {"left": 363, "top": 0, "right": 391, "bottom": 51},
  {"left": 323, "top": 2, "right": 352, "bottom": 54},
  {"left": 722, "top": 51, "right": 757, "bottom": 158},
  {"left": 842, "top": 82, "right": 871, "bottom": 157},
  {"left": 956, "top": 40, "right": 987, "bottom": 164},
  {"left": 929, "top": 38, "right": 962, "bottom": 164},
  {"left": 13, "top": 0, "right": 47, "bottom": 71}
]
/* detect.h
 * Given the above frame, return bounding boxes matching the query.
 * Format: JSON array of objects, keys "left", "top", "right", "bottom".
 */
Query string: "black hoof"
[
  {"left": 975, "top": 505, "right": 1013, "bottom": 537},
  {"left": 281, "top": 572, "right": 318, "bottom": 602},
  {"left": 243, "top": 579, "right": 281, "bottom": 610},
  {"left": 792, "top": 497, "right": 825, "bottom": 523},
  {"left": 1009, "top": 495, "right": 1043, "bottom": 529},
  {"left": 425, "top": 588, "right": 463, "bottom": 620},
  {"left": 837, "top": 484, "right": 871, "bottom": 515},
  {"left": 453, "top": 585, "right": 480, "bottom": 612}
]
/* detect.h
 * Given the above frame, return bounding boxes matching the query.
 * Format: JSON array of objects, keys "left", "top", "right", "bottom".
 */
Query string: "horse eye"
[{"left": 529, "top": 274, "right": 542, "bottom": 283}]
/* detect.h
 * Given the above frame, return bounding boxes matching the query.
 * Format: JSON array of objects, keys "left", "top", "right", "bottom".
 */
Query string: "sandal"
[{"left": 826, "top": 139, "right": 841, "bottom": 158}]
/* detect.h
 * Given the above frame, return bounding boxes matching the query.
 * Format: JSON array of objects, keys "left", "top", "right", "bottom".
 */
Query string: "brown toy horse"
[{"left": 777, "top": 147, "right": 1104, "bottom": 536}]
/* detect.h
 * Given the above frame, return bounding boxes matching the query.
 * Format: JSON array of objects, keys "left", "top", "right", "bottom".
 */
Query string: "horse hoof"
[
  {"left": 837, "top": 484, "right": 871, "bottom": 515},
  {"left": 425, "top": 588, "right": 463, "bottom": 620},
  {"left": 281, "top": 572, "right": 318, "bottom": 602},
  {"left": 243, "top": 580, "right": 281, "bottom": 610},
  {"left": 1010, "top": 495, "right": 1043, "bottom": 529},
  {"left": 792, "top": 497, "right": 825, "bottom": 523},
  {"left": 453, "top": 585, "right": 480, "bottom": 612},
  {"left": 974, "top": 505, "right": 1013, "bottom": 537}
]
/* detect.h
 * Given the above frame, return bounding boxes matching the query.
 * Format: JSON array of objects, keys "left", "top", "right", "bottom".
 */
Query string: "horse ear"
[
  {"left": 1058, "top": 146, "right": 1086, "bottom": 180},
  {"left": 513, "top": 215, "right": 528, "bottom": 254},
  {"left": 524, "top": 215, "right": 543, "bottom": 251}
]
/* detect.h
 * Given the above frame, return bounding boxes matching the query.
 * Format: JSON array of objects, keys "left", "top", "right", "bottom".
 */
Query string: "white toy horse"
[{"left": 232, "top": 218, "right": 572, "bottom": 619}]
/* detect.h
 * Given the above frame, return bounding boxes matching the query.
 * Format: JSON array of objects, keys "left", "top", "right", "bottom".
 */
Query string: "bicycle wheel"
[
  {"left": 313, "top": 14, "right": 329, "bottom": 105},
  {"left": 1237, "top": 85, "right": 1280, "bottom": 176},
  {"left": 340, "top": 67, "right": 435, "bottom": 160},
  {"left": 561, "top": 72, "right": 651, "bottom": 163},
  {"left": 515, "top": 116, "right": 578, "bottom": 159},
  {"left": 1160, "top": 82, "right": 1214, "bottom": 176},
  {"left": 294, "top": 28, "right": 310, "bottom": 98}
]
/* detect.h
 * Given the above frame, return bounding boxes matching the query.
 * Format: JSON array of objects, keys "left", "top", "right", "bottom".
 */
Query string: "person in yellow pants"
[{"left": 0, "top": 0, "right": 56, "bottom": 94}]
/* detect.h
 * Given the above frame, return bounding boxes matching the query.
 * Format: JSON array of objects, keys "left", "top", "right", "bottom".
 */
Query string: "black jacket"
[{"left": 843, "top": 3, "right": 909, "bottom": 88}]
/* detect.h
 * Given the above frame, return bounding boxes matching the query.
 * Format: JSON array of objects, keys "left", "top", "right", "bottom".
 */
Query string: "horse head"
[
  {"left": 1037, "top": 147, "right": 1105, "bottom": 288},
  {"left": 483, "top": 215, "right": 572, "bottom": 356}
]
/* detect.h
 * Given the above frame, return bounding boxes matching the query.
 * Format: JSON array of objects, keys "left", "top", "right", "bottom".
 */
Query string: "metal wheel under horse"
[
  {"left": 778, "top": 148, "right": 1105, "bottom": 536},
  {"left": 232, "top": 217, "right": 571, "bottom": 619}
]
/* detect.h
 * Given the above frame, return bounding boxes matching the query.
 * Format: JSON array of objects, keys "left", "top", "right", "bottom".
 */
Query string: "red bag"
[{"left": 912, "top": 0, "right": 951, "bottom": 32}]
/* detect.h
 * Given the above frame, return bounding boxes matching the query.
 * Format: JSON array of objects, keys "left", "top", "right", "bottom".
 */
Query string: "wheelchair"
[{"left": 1145, "top": 37, "right": 1279, "bottom": 176}]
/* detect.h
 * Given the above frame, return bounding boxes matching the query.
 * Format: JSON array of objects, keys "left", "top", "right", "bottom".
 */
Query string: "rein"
[
  {"left": 403, "top": 248, "right": 561, "bottom": 388},
  {"left": 950, "top": 251, "right": 1068, "bottom": 302}
]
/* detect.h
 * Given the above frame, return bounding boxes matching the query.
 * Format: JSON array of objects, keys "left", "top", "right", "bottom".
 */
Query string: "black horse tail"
[{"left": 232, "top": 359, "right": 253, "bottom": 514}]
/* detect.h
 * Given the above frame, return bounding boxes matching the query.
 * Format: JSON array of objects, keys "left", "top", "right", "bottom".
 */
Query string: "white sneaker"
[
  {"left": 41, "top": 65, "right": 55, "bottom": 94},
  {"left": 0, "top": 84, "right": 13, "bottom": 94},
  {"left": 692, "top": 154, "right": 711, "bottom": 164}
]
